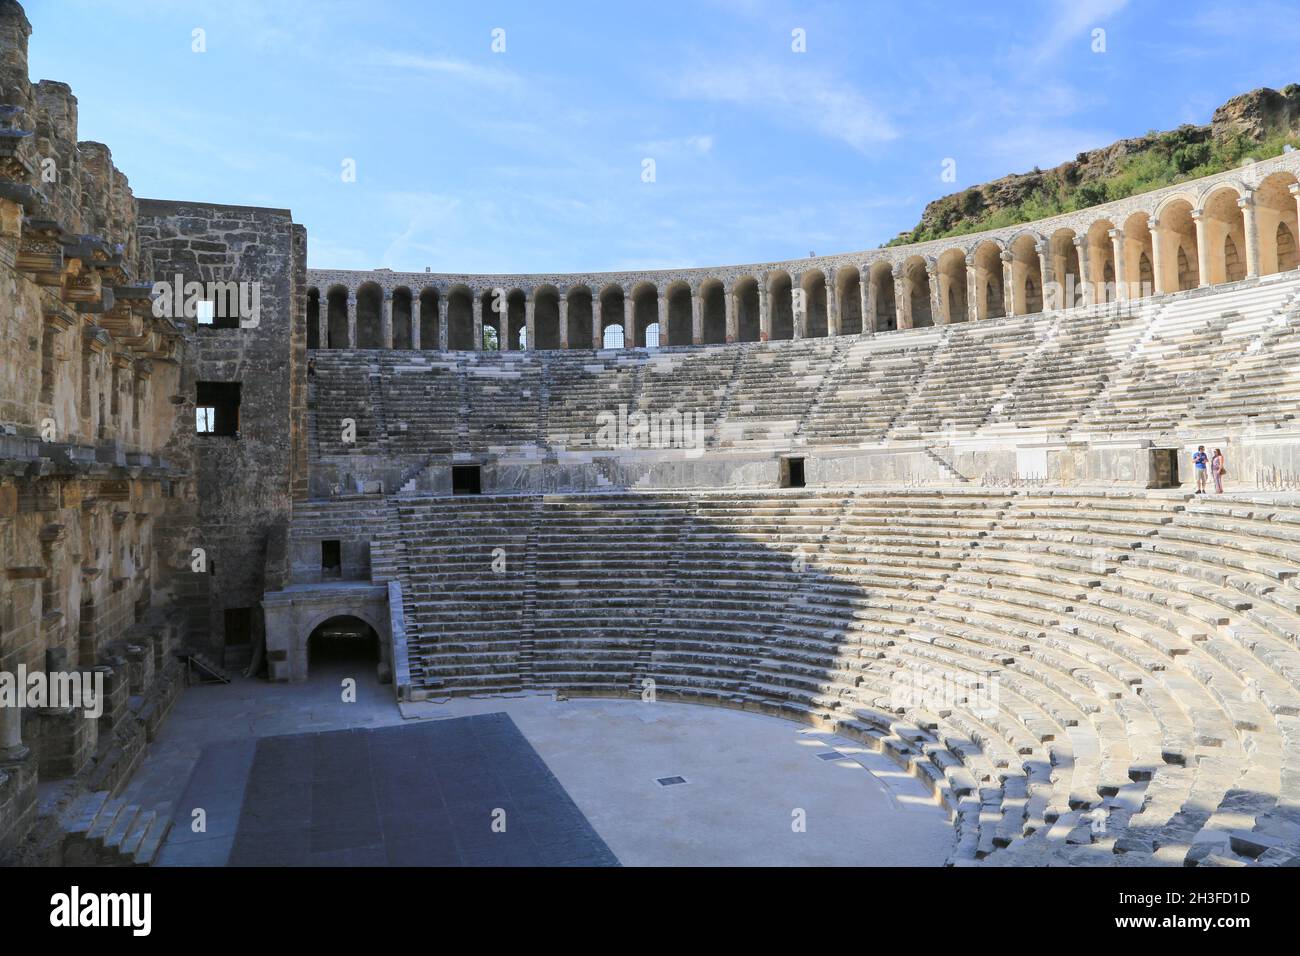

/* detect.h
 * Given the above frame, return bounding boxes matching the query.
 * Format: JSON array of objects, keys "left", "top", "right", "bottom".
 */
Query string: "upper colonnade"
[{"left": 306, "top": 152, "right": 1300, "bottom": 352}]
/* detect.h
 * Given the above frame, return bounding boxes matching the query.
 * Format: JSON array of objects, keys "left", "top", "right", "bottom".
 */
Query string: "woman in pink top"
[{"left": 1211, "top": 448, "right": 1226, "bottom": 494}]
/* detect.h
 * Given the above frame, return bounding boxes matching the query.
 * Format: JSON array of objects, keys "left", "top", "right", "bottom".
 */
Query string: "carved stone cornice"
[
  {"left": 41, "top": 303, "right": 76, "bottom": 332},
  {"left": 0, "top": 104, "right": 35, "bottom": 182},
  {"left": 15, "top": 217, "right": 65, "bottom": 282},
  {"left": 81, "top": 324, "right": 110, "bottom": 354}
]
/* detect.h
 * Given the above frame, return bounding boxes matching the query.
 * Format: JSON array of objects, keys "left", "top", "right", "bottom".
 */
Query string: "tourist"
[
  {"left": 1212, "top": 448, "right": 1227, "bottom": 494},
  {"left": 1192, "top": 445, "right": 1209, "bottom": 494}
]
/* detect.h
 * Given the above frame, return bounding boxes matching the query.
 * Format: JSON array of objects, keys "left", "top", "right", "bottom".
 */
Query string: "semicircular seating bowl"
[
  {"left": 302, "top": 274, "right": 1300, "bottom": 867},
  {"left": 372, "top": 488, "right": 1300, "bottom": 868}
]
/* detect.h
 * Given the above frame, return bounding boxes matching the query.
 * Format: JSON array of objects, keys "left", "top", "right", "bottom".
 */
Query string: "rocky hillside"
[{"left": 886, "top": 85, "right": 1300, "bottom": 246}]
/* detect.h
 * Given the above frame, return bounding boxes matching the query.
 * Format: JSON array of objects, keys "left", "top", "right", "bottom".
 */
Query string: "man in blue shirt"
[{"left": 1192, "top": 445, "right": 1208, "bottom": 494}]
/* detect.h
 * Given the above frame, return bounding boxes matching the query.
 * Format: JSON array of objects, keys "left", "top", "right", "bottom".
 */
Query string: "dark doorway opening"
[
  {"left": 307, "top": 615, "right": 379, "bottom": 669},
  {"left": 224, "top": 607, "right": 253, "bottom": 648},
  {"left": 781, "top": 457, "right": 806, "bottom": 488},
  {"left": 452, "top": 464, "right": 482, "bottom": 495},
  {"left": 1150, "top": 448, "right": 1180, "bottom": 489},
  {"left": 321, "top": 539, "right": 342, "bottom": 578},
  {"left": 224, "top": 606, "right": 255, "bottom": 672}
]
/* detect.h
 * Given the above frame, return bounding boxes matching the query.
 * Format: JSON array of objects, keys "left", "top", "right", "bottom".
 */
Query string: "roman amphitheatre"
[{"left": 2, "top": 0, "right": 1300, "bottom": 868}]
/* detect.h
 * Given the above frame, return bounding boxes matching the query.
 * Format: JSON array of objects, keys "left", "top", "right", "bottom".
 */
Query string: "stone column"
[
  {"left": 592, "top": 297, "right": 603, "bottom": 349},
  {"left": 0, "top": 700, "right": 26, "bottom": 760},
  {"left": 691, "top": 290, "right": 703, "bottom": 345},
  {"left": 724, "top": 289, "right": 737, "bottom": 343},
  {"left": 411, "top": 296, "right": 422, "bottom": 350},
  {"left": 624, "top": 293, "right": 635, "bottom": 347},
  {"left": 558, "top": 296, "right": 569, "bottom": 350},
  {"left": 826, "top": 279, "right": 840, "bottom": 336},
  {"left": 1036, "top": 241, "right": 1055, "bottom": 311},
  {"left": 1000, "top": 252, "right": 1016, "bottom": 316},
  {"left": 791, "top": 281, "right": 805, "bottom": 339},
  {"left": 927, "top": 263, "right": 944, "bottom": 324},
  {"left": 317, "top": 301, "right": 328, "bottom": 349},
  {"left": 1291, "top": 184, "right": 1300, "bottom": 246},
  {"left": 861, "top": 266, "right": 875, "bottom": 333},
  {"left": 381, "top": 291, "right": 394, "bottom": 349},
  {"left": 1240, "top": 192, "right": 1260, "bottom": 278},
  {"left": 525, "top": 296, "right": 536, "bottom": 350},
  {"left": 346, "top": 291, "right": 357, "bottom": 348},
  {"left": 1147, "top": 217, "right": 1168, "bottom": 294},
  {"left": 758, "top": 285, "right": 771, "bottom": 342},
  {"left": 893, "top": 266, "right": 910, "bottom": 330},
  {"left": 1109, "top": 229, "right": 1128, "bottom": 301},
  {"left": 439, "top": 295, "right": 450, "bottom": 350},
  {"left": 1073, "top": 236, "right": 1092, "bottom": 307},
  {"left": 1192, "top": 210, "right": 1212, "bottom": 288},
  {"left": 965, "top": 255, "right": 979, "bottom": 321},
  {"left": 655, "top": 294, "right": 668, "bottom": 346}
]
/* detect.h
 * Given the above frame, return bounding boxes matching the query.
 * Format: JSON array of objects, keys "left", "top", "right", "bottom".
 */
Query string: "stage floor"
[
  {"left": 159, "top": 714, "right": 617, "bottom": 866},
  {"left": 134, "top": 663, "right": 952, "bottom": 866}
]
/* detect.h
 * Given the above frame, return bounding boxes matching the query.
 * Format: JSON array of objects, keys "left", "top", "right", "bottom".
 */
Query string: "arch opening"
[
  {"left": 768, "top": 272, "right": 794, "bottom": 340},
  {"left": 869, "top": 262, "right": 896, "bottom": 331},
  {"left": 733, "top": 277, "right": 761, "bottom": 342},
  {"left": 533, "top": 287, "right": 561, "bottom": 351},
  {"left": 447, "top": 287, "right": 475, "bottom": 350},
  {"left": 419, "top": 288, "right": 440, "bottom": 348},
  {"left": 566, "top": 288, "right": 593, "bottom": 348},
  {"left": 836, "top": 267, "right": 862, "bottom": 335},
  {"left": 800, "top": 271, "right": 828, "bottom": 338},
  {"left": 392, "top": 287, "right": 412, "bottom": 349},
  {"left": 307, "top": 615, "right": 379, "bottom": 671},
  {"left": 326, "top": 287, "right": 348, "bottom": 349},
  {"left": 356, "top": 282, "right": 384, "bottom": 349},
  {"left": 666, "top": 283, "right": 693, "bottom": 346},
  {"left": 700, "top": 281, "right": 726, "bottom": 344},
  {"left": 307, "top": 288, "right": 320, "bottom": 349},
  {"left": 1256, "top": 171, "right": 1300, "bottom": 277}
]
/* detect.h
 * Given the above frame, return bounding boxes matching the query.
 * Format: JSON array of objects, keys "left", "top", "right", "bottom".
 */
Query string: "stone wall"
[
  {"left": 136, "top": 199, "right": 306, "bottom": 663},
  {"left": 0, "top": 0, "right": 189, "bottom": 861}
]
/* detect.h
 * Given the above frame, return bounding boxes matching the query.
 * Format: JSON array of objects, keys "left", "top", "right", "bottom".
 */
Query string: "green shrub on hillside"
[{"left": 884, "top": 129, "right": 1300, "bottom": 247}]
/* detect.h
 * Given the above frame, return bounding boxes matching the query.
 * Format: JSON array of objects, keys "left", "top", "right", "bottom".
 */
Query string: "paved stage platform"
[{"left": 159, "top": 713, "right": 618, "bottom": 867}]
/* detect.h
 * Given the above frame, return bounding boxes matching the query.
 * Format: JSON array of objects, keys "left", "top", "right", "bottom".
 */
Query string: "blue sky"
[{"left": 26, "top": 0, "right": 1300, "bottom": 273}]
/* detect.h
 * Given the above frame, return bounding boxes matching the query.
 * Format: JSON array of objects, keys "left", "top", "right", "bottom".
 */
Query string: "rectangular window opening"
[
  {"left": 224, "top": 607, "right": 253, "bottom": 647},
  {"left": 321, "top": 539, "right": 342, "bottom": 578},
  {"left": 195, "top": 381, "right": 241, "bottom": 437},
  {"left": 781, "top": 457, "right": 806, "bottom": 489},
  {"left": 452, "top": 464, "right": 482, "bottom": 495}
]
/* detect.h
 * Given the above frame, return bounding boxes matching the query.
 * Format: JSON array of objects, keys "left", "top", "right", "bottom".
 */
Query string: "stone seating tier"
[
  {"left": 307, "top": 274, "right": 1300, "bottom": 459},
  {"left": 359, "top": 487, "right": 1300, "bottom": 867}
]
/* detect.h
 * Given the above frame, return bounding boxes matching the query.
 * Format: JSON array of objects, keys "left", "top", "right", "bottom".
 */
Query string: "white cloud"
[
  {"left": 639, "top": 134, "right": 716, "bottom": 157},
  {"left": 667, "top": 62, "right": 897, "bottom": 153},
  {"left": 981, "top": 124, "right": 1118, "bottom": 171},
  {"left": 369, "top": 50, "right": 522, "bottom": 93},
  {"left": 1025, "top": 0, "right": 1130, "bottom": 66}
]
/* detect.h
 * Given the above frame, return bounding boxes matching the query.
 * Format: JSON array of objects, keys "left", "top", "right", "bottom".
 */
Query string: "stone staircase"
[
  {"left": 714, "top": 339, "right": 837, "bottom": 449},
  {"left": 801, "top": 332, "right": 940, "bottom": 445},
  {"left": 60, "top": 791, "right": 172, "bottom": 866},
  {"left": 993, "top": 301, "right": 1153, "bottom": 432},
  {"left": 1081, "top": 277, "right": 1300, "bottom": 435},
  {"left": 892, "top": 315, "right": 1045, "bottom": 435}
]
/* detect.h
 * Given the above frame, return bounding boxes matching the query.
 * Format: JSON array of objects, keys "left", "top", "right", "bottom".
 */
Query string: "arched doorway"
[{"left": 307, "top": 615, "right": 380, "bottom": 672}]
